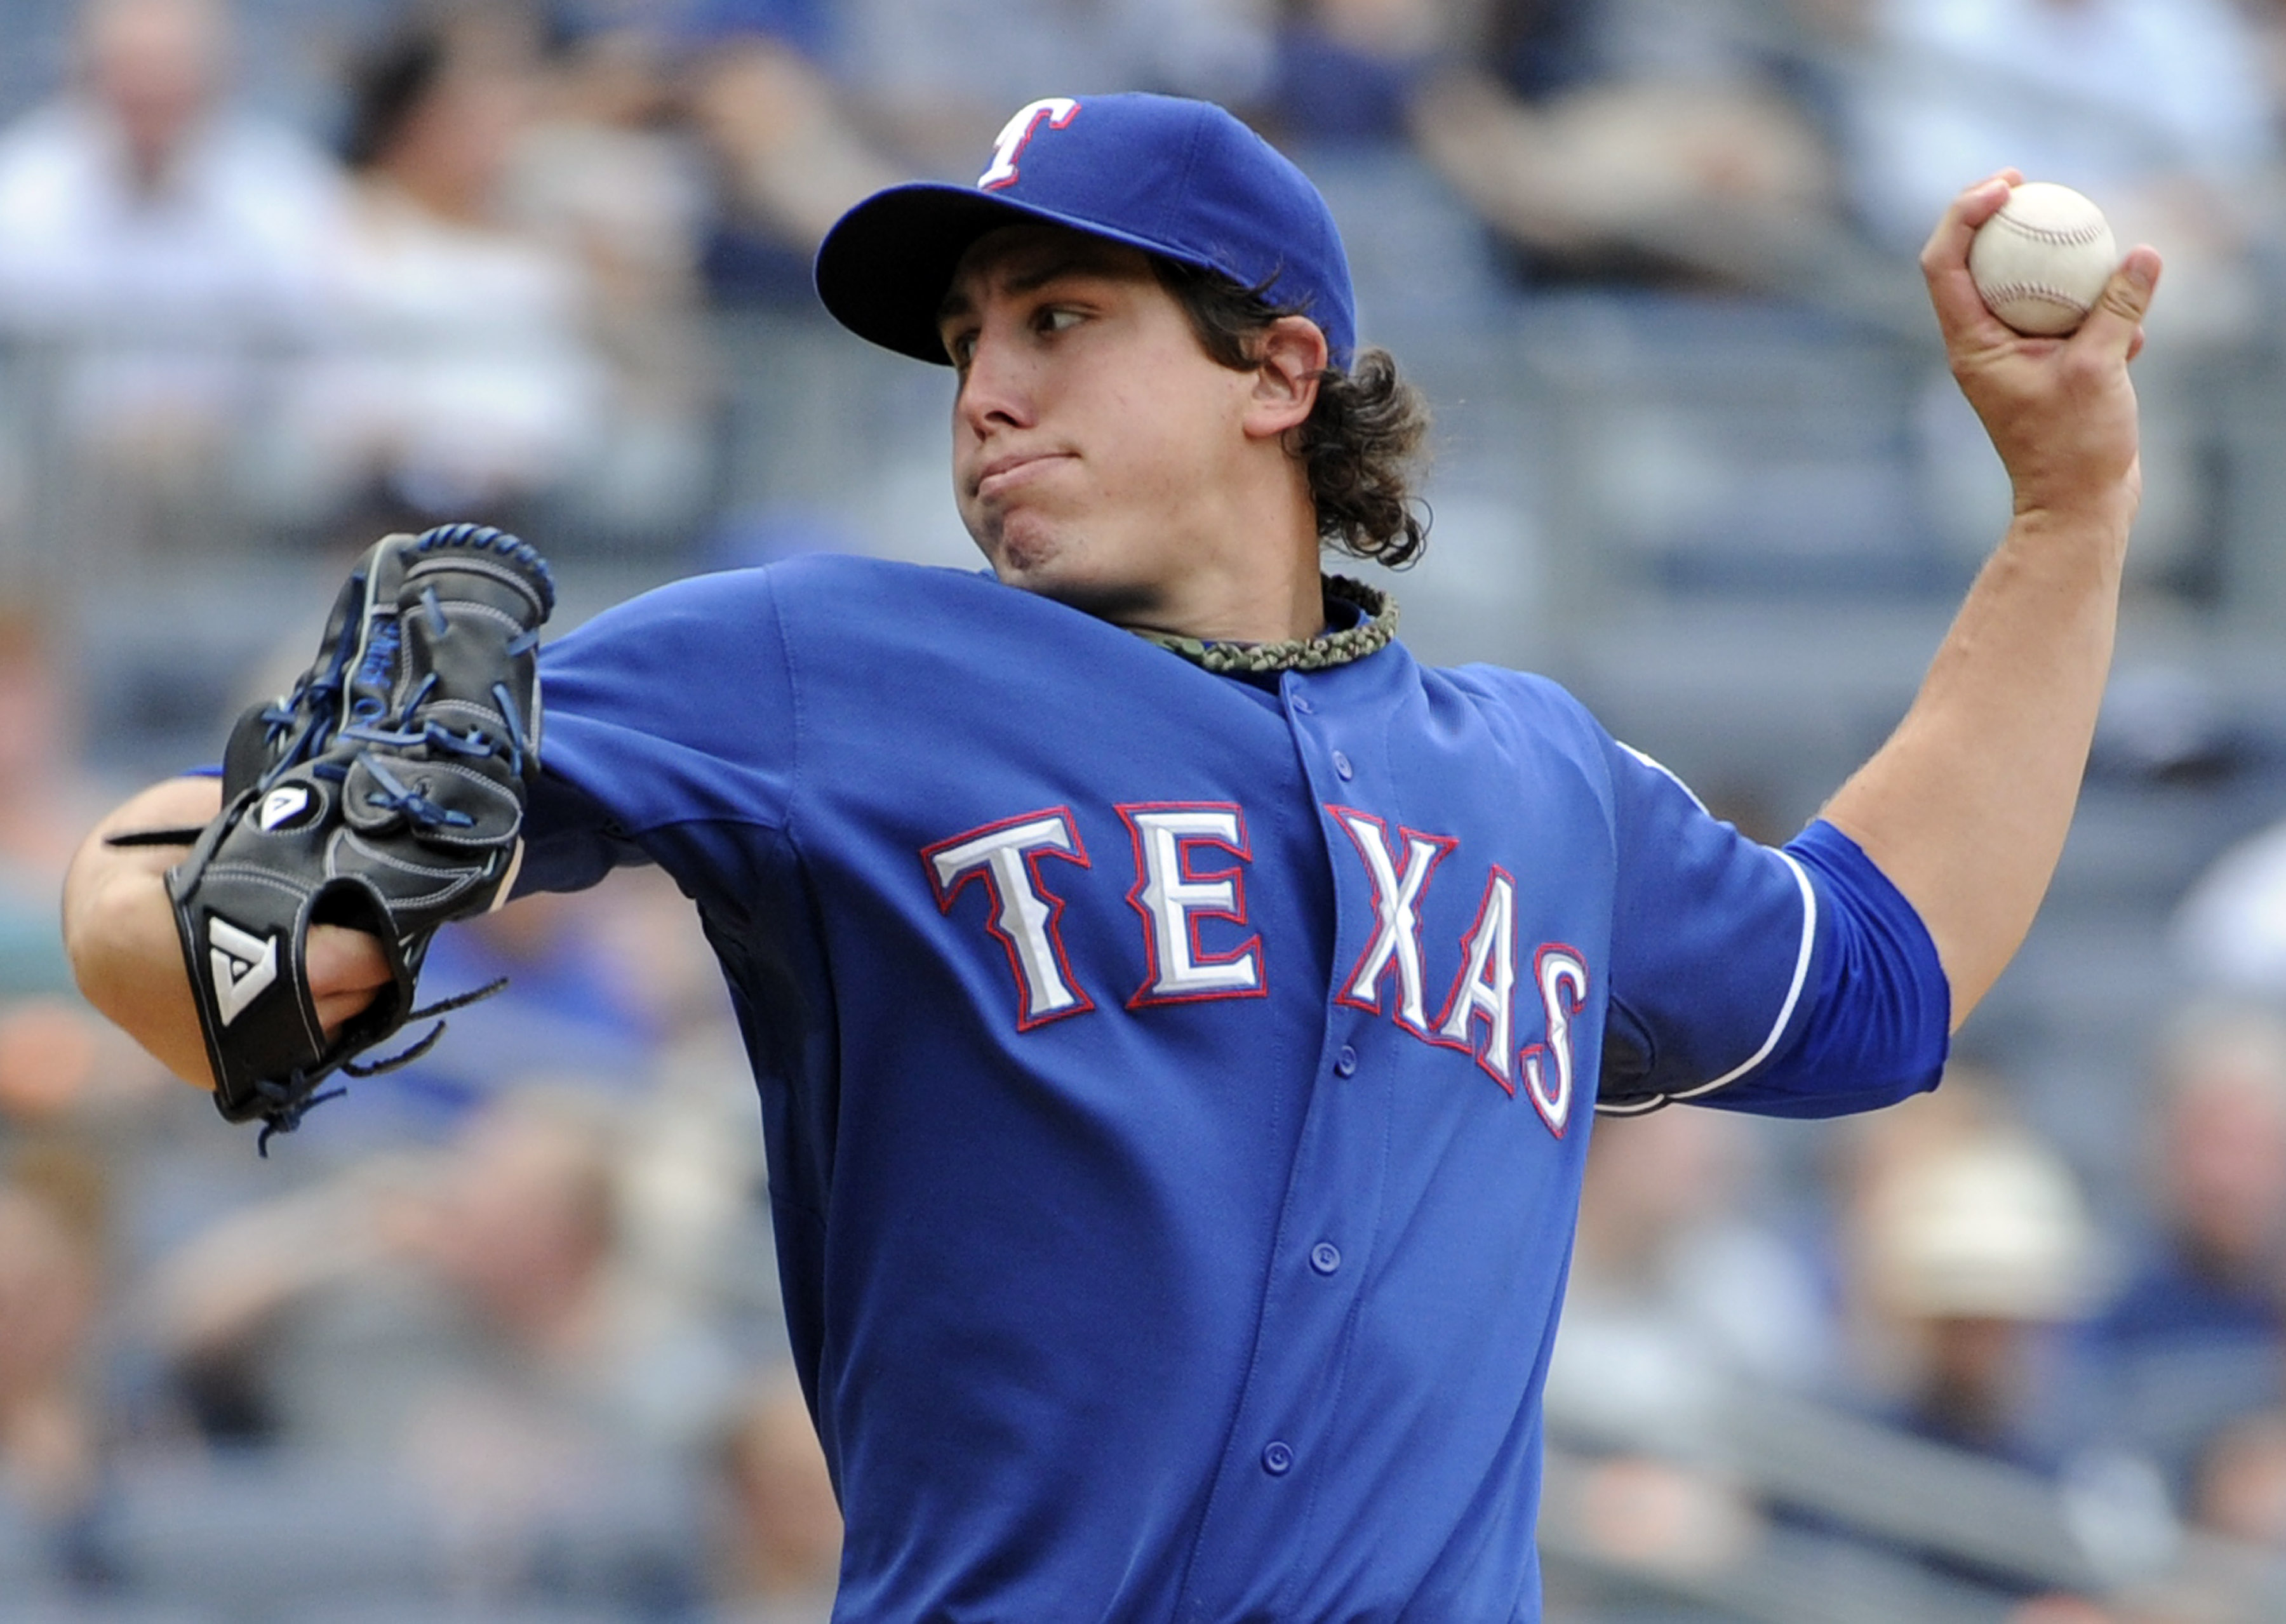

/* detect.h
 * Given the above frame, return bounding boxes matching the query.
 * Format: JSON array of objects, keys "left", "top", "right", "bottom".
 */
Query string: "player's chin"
[
  {"left": 972, "top": 514, "right": 1153, "bottom": 620},
  {"left": 972, "top": 509, "right": 1071, "bottom": 587}
]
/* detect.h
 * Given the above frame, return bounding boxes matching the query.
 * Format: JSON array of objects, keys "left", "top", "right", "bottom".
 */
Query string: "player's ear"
[{"left": 1243, "top": 316, "right": 1327, "bottom": 441}]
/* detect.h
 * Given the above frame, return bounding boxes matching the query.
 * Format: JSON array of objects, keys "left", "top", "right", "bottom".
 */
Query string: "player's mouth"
[{"left": 974, "top": 450, "right": 1074, "bottom": 501}]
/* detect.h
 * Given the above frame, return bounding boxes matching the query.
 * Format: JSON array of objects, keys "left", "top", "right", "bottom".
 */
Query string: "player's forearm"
[
  {"left": 62, "top": 776, "right": 223, "bottom": 1088},
  {"left": 1821, "top": 496, "right": 2130, "bottom": 1026}
]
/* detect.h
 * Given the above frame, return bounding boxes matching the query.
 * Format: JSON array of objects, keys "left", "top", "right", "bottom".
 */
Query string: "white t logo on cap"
[{"left": 979, "top": 97, "right": 1080, "bottom": 191}]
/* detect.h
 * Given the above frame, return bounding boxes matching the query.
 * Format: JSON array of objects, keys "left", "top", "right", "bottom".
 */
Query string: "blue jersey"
[{"left": 518, "top": 553, "right": 1947, "bottom": 1621}]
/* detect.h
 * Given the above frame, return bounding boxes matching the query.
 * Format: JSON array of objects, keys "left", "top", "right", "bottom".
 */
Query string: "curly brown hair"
[{"left": 1152, "top": 259, "right": 1433, "bottom": 569}]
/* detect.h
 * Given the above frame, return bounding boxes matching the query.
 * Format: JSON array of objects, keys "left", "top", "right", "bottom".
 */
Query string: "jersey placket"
[{"left": 1174, "top": 662, "right": 1398, "bottom": 1620}]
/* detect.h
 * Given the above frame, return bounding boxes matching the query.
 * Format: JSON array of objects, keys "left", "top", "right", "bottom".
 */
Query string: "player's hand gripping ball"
[{"left": 1967, "top": 181, "right": 2120, "bottom": 337}]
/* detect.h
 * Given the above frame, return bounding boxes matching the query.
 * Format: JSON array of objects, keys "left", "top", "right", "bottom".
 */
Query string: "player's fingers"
[
  {"left": 1919, "top": 175, "right": 2012, "bottom": 267},
  {"left": 1920, "top": 174, "right": 2021, "bottom": 335},
  {"left": 2068, "top": 245, "right": 2161, "bottom": 362},
  {"left": 1945, "top": 170, "right": 2022, "bottom": 230},
  {"left": 307, "top": 924, "right": 391, "bottom": 1034}
]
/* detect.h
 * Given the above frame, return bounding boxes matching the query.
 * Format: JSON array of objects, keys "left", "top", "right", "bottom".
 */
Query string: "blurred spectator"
[
  {"left": 705, "top": 1367, "right": 839, "bottom": 1623},
  {"left": 0, "top": 601, "right": 170, "bottom": 1131},
  {"left": 0, "top": 0, "right": 349, "bottom": 575},
  {"left": 2004, "top": 1599, "right": 2125, "bottom": 1624},
  {"left": 0, "top": 604, "right": 101, "bottom": 997},
  {"left": 2170, "top": 1410, "right": 2286, "bottom": 1620},
  {"left": 0, "top": 1004, "right": 108, "bottom": 1129},
  {"left": 834, "top": 0, "right": 1274, "bottom": 176},
  {"left": 157, "top": 1084, "right": 671, "bottom": 1423},
  {"left": 146, "top": 1084, "right": 736, "bottom": 1601},
  {"left": 504, "top": 18, "right": 724, "bottom": 531},
  {"left": 0, "top": 604, "right": 99, "bottom": 882},
  {"left": 140, "top": 1079, "right": 756, "bottom": 1599},
  {"left": 1410, "top": 0, "right": 1850, "bottom": 296},
  {"left": 1545, "top": 1104, "right": 1835, "bottom": 1439},
  {"left": 1828, "top": 0, "right": 2277, "bottom": 587},
  {"left": 1536, "top": 1105, "right": 1822, "bottom": 1606},
  {"left": 265, "top": 13, "right": 611, "bottom": 537},
  {"left": 2175, "top": 822, "right": 2286, "bottom": 999},
  {"left": 1843, "top": 1090, "right": 2099, "bottom": 1468},
  {"left": 0, "top": 1147, "right": 110, "bottom": 1585},
  {"left": 679, "top": 23, "right": 900, "bottom": 305},
  {"left": 1259, "top": 0, "right": 1452, "bottom": 147},
  {"left": 2069, "top": 1006, "right": 2286, "bottom": 1498},
  {"left": 1845, "top": 1108, "right": 2104, "bottom": 1595},
  {"left": 2193, "top": 1408, "right": 2286, "bottom": 1550},
  {"left": 1831, "top": 0, "right": 2275, "bottom": 278}
]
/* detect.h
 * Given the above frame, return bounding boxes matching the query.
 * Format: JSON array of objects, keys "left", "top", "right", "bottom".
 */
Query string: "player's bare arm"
[
  {"left": 1820, "top": 170, "right": 2160, "bottom": 1027},
  {"left": 63, "top": 775, "right": 392, "bottom": 1089}
]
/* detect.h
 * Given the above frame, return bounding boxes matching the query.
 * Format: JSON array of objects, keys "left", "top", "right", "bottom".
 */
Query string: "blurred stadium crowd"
[{"left": 10, "top": 0, "right": 2286, "bottom": 1620}]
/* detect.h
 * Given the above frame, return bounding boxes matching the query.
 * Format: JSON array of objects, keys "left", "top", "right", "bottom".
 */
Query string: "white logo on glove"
[
  {"left": 258, "top": 786, "right": 311, "bottom": 831},
  {"left": 208, "top": 916, "right": 279, "bottom": 1025}
]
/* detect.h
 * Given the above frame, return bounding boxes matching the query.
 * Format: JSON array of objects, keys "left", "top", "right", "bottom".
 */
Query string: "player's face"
[{"left": 937, "top": 225, "right": 1264, "bottom": 625}]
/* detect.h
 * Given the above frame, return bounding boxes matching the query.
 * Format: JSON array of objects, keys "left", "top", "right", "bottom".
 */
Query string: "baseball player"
[{"left": 65, "top": 95, "right": 2155, "bottom": 1620}]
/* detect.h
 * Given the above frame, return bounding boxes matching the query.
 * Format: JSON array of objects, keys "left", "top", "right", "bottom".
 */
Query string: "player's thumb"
[{"left": 2076, "top": 246, "right": 2161, "bottom": 358}]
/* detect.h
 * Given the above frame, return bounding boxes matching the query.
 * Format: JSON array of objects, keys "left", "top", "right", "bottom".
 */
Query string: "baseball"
[{"left": 1968, "top": 181, "right": 2119, "bottom": 336}]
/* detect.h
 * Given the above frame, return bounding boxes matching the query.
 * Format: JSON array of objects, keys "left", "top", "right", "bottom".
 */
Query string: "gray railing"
[{"left": 1542, "top": 1374, "right": 2286, "bottom": 1622}]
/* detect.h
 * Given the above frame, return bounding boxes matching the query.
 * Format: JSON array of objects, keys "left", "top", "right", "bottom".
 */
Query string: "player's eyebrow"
[{"left": 937, "top": 246, "right": 1130, "bottom": 328}]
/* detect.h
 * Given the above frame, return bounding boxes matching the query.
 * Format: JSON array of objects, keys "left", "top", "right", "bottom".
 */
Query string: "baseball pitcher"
[{"left": 64, "top": 94, "right": 2156, "bottom": 1620}]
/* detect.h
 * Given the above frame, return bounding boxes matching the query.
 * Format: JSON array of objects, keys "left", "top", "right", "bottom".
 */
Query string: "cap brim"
[{"left": 813, "top": 182, "right": 1222, "bottom": 365}]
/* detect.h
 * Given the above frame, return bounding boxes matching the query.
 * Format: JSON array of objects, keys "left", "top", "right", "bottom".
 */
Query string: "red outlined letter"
[
  {"left": 1118, "top": 802, "right": 1264, "bottom": 1008},
  {"left": 978, "top": 97, "right": 1081, "bottom": 190},
  {"left": 1520, "top": 945, "right": 1589, "bottom": 1135},
  {"left": 1328, "top": 806, "right": 1457, "bottom": 1039},
  {"left": 1431, "top": 865, "right": 1519, "bottom": 1094},
  {"left": 923, "top": 808, "right": 1095, "bottom": 1029}
]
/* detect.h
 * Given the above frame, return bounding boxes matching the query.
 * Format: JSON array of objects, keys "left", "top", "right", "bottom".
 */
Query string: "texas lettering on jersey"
[{"left": 922, "top": 799, "right": 1590, "bottom": 1130}]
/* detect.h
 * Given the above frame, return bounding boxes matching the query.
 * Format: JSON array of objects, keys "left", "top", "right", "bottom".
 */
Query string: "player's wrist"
[
  {"left": 2006, "top": 478, "right": 2139, "bottom": 540},
  {"left": 1995, "top": 424, "right": 2141, "bottom": 534}
]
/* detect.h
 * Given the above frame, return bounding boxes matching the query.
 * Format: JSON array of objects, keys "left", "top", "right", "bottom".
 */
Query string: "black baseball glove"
[{"left": 160, "top": 523, "right": 555, "bottom": 1147}]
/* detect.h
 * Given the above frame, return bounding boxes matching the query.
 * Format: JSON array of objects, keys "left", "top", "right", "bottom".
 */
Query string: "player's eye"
[
  {"left": 1036, "top": 305, "right": 1085, "bottom": 336},
  {"left": 944, "top": 328, "right": 978, "bottom": 369}
]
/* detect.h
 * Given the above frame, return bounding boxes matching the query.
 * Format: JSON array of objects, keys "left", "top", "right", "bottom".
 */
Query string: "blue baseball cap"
[{"left": 814, "top": 93, "right": 1356, "bottom": 367}]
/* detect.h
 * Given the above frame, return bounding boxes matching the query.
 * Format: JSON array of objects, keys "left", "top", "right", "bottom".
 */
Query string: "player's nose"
[{"left": 953, "top": 326, "right": 1037, "bottom": 438}]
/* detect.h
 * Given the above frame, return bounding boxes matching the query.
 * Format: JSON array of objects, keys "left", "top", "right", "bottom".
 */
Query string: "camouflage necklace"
[{"left": 1132, "top": 576, "right": 1396, "bottom": 674}]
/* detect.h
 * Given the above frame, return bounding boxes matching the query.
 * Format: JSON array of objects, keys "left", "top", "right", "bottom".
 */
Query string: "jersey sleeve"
[
  {"left": 1597, "top": 740, "right": 1949, "bottom": 1119},
  {"left": 516, "top": 566, "right": 799, "bottom": 900}
]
